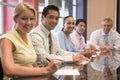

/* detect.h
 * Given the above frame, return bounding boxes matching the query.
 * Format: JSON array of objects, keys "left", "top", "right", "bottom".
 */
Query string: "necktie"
[
  {"left": 104, "top": 57, "right": 109, "bottom": 67},
  {"left": 103, "top": 34, "right": 109, "bottom": 67},
  {"left": 103, "top": 34, "right": 113, "bottom": 80},
  {"left": 79, "top": 37, "right": 84, "bottom": 50},
  {"left": 48, "top": 33, "right": 52, "bottom": 54},
  {"left": 104, "top": 34, "right": 109, "bottom": 45}
]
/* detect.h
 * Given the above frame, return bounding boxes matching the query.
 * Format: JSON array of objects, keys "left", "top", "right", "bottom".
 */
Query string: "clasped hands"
[{"left": 99, "top": 45, "right": 115, "bottom": 56}]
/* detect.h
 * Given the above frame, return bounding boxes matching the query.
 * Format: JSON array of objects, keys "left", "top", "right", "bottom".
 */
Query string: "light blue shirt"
[{"left": 57, "top": 31, "right": 82, "bottom": 53}]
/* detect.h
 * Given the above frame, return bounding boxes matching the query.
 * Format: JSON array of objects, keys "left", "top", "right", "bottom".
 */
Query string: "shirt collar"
[
  {"left": 39, "top": 22, "right": 50, "bottom": 37},
  {"left": 73, "top": 30, "right": 82, "bottom": 39}
]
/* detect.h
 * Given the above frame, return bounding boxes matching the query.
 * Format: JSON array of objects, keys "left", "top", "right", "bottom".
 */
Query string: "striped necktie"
[{"left": 48, "top": 33, "right": 52, "bottom": 54}]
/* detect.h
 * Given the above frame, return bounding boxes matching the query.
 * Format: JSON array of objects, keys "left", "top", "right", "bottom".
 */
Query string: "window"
[{"left": 38, "top": 0, "right": 70, "bottom": 33}]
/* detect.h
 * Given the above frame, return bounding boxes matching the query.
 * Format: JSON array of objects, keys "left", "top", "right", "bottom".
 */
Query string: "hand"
[
  {"left": 106, "top": 45, "right": 115, "bottom": 51},
  {"left": 73, "top": 54, "right": 90, "bottom": 63},
  {"left": 99, "top": 45, "right": 108, "bottom": 54},
  {"left": 99, "top": 45, "right": 115, "bottom": 56},
  {"left": 80, "top": 50, "right": 97, "bottom": 58},
  {"left": 89, "top": 45, "right": 96, "bottom": 50},
  {"left": 85, "top": 44, "right": 96, "bottom": 50},
  {"left": 46, "top": 60, "right": 61, "bottom": 74},
  {"left": 99, "top": 45, "right": 107, "bottom": 50}
]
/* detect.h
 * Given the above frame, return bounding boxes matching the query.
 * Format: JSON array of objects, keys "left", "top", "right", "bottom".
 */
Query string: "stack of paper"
[{"left": 54, "top": 69, "right": 80, "bottom": 75}]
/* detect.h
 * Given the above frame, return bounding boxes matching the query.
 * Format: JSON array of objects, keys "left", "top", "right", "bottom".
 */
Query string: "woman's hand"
[
  {"left": 73, "top": 54, "right": 90, "bottom": 63},
  {"left": 80, "top": 50, "right": 97, "bottom": 58},
  {"left": 45, "top": 60, "right": 61, "bottom": 74}
]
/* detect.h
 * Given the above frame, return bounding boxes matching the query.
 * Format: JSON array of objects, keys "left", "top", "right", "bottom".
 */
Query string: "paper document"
[{"left": 54, "top": 69, "right": 80, "bottom": 75}]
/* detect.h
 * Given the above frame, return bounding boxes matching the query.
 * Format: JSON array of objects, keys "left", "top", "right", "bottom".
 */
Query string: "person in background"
[
  {"left": 56, "top": 16, "right": 94, "bottom": 53},
  {"left": 0, "top": 3, "right": 61, "bottom": 80},
  {"left": 57, "top": 16, "right": 80, "bottom": 53},
  {"left": 89, "top": 18, "right": 120, "bottom": 51},
  {"left": 70, "top": 19, "right": 87, "bottom": 51},
  {"left": 29, "top": 5, "right": 91, "bottom": 67},
  {"left": 89, "top": 18, "right": 120, "bottom": 80},
  {"left": 56, "top": 18, "right": 96, "bottom": 80},
  {"left": 57, "top": 16, "right": 95, "bottom": 55}
]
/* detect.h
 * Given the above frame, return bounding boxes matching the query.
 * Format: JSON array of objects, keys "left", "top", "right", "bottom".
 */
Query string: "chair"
[{"left": 0, "top": 58, "right": 3, "bottom": 80}]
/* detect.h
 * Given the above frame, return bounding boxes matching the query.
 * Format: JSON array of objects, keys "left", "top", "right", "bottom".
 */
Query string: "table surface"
[
  {"left": 90, "top": 50, "right": 120, "bottom": 71},
  {"left": 12, "top": 50, "right": 120, "bottom": 80},
  {"left": 13, "top": 63, "right": 86, "bottom": 80}
]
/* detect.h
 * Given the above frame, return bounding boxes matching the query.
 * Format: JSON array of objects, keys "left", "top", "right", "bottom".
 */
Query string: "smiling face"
[
  {"left": 76, "top": 21, "right": 86, "bottom": 35},
  {"left": 42, "top": 10, "right": 59, "bottom": 31},
  {"left": 101, "top": 18, "right": 113, "bottom": 34},
  {"left": 63, "top": 17, "right": 75, "bottom": 34},
  {"left": 14, "top": 9, "right": 36, "bottom": 34},
  {"left": 102, "top": 21, "right": 112, "bottom": 34}
]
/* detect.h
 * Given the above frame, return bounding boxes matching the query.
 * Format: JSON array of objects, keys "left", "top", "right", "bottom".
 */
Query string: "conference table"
[
  {"left": 90, "top": 50, "right": 120, "bottom": 80},
  {"left": 13, "top": 62, "right": 87, "bottom": 80},
  {"left": 12, "top": 50, "right": 120, "bottom": 80}
]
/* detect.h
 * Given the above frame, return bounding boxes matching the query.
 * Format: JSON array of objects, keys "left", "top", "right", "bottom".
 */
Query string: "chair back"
[{"left": 0, "top": 58, "right": 3, "bottom": 79}]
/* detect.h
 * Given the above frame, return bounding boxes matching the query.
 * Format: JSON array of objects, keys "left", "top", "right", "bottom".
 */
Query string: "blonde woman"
[{"left": 0, "top": 3, "right": 61, "bottom": 80}]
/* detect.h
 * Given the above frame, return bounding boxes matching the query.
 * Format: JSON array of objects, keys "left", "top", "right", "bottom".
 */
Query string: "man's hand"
[
  {"left": 100, "top": 45, "right": 115, "bottom": 51},
  {"left": 99, "top": 45, "right": 115, "bottom": 56},
  {"left": 106, "top": 45, "right": 115, "bottom": 51},
  {"left": 89, "top": 45, "right": 96, "bottom": 50},
  {"left": 80, "top": 50, "right": 97, "bottom": 58}
]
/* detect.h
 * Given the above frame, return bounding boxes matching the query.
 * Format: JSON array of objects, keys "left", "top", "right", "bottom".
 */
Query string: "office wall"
[
  {"left": 87, "top": 0, "right": 117, "bottom": 80},
  {"left": 87, "top": 0, "right": 116, "bottom": 39}
]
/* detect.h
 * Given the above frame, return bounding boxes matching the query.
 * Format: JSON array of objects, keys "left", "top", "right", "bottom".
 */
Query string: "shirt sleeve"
[
  {"left": 112, "top": 31, "right": 120, "bottom": 50},
  {"left": 89, "top": 31, "right": 100, "bottom": 50}
]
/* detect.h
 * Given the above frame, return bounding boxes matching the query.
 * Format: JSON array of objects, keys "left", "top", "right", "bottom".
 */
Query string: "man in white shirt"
[
  {"left": 70, "top": 19, "right": 87, "bottom": 51},
  {"left": 89, "top": 18, "right": 120, "bottom": 80},
  {"left": 89, "top": 19, "right": 120, "bottom": 51}
]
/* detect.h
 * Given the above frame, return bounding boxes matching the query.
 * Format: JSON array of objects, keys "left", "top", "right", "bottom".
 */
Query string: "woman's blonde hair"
[
  {"left": 14, "top": 3, "right": 36, "bottom": 19},
  {"left": 13, "top": 3, "right": 37, "bottom": 29}
]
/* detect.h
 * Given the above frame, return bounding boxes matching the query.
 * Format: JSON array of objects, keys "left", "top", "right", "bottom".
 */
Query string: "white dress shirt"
[{"left": 57, "top": 31, "right": 81, "bottom": 53}]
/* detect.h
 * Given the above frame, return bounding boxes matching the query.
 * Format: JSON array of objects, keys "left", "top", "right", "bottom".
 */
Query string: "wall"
[
  {"left": 87, "top": 0, "right": 117, "bottom": 80},
  {"left": 87, "top": 0, "right": 116, "bottom": 39}
]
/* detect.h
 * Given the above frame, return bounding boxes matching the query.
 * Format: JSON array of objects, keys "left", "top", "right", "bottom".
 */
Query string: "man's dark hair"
[
  {"left": 42, "top": 5, "right": 60, "bottom": 16},
  {"left": 75, "top": 19, "right": 86, "bottom": 26}
]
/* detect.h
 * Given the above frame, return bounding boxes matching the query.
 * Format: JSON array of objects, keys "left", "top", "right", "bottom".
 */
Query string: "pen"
[{"left": 46, "top": 58, "right": 51, "bottom": 62}]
